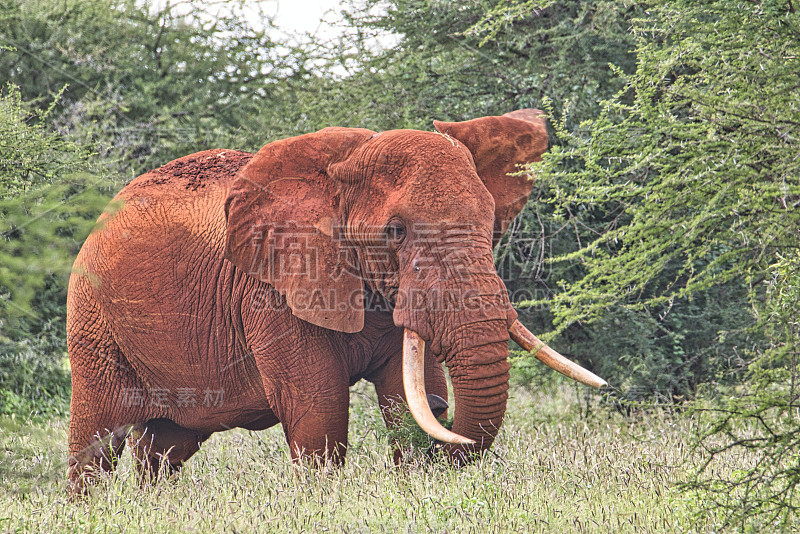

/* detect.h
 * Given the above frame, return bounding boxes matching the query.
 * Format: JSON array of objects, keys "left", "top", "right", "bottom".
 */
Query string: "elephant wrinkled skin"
[{"left": 66, "top": 109, "right": 599, "bottom": 495}]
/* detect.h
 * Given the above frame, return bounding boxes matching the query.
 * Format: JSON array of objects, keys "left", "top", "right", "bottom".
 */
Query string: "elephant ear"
[
  {"left": 224, "top": 127, "right": 375, "bottom": 333},
  {"left": 433, "top": 109, "right": 548, "bottom": 246}
]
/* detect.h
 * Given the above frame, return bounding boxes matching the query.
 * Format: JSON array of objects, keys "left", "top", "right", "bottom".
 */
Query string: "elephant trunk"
[
  {"left": 402, "top": 318, "right": 511, "bottom": 461},
  {"left": 396, "top": 265, "right": 515, "bottom": 457},
  {"left": 445, "top": 326, "right": 511, "bottom": 457}
]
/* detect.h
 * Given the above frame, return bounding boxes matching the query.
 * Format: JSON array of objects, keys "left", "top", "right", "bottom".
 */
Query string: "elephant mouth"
[{"left": 402, "top": 321, "right": 608, "bottom": 445}]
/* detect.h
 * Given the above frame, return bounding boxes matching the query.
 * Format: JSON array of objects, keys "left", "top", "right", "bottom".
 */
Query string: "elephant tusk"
[
  {"left": 508, "top": 320, "right": 608, "bottom": 389},
  {"left": 402, "top": 329, "right": 475, "bottom": 445}
]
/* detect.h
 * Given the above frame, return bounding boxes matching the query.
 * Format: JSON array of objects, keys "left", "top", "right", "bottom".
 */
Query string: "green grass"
[{"left": 0, "top": 383, "right": 766, "bottom": 533}]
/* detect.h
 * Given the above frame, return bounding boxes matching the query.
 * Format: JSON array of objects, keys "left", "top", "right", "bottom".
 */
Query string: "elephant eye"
[{"left": 385, "top": 221, "right": 406, "bottom": 245}]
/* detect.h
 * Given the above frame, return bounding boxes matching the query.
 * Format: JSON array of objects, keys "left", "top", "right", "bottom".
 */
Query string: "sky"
[
  {"left": 242, "top": 0, "right": 395, "bottom": 64},
  {"left": 147, "top": 0, "right": 390, "bottom": 74},
  {"left": 267, "top": 0, "right": 346, "bottom": 37},
  {"left": 148, "top": 0, "right": 351, "bottom": 40}
]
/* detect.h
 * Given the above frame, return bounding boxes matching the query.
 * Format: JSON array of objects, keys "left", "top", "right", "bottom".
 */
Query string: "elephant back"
[
  {"left": 124, "top": 149, "right": 254, "bottom": 195},
  {"left": 73, "top": 148, "right": 255, "bottom": 317}
]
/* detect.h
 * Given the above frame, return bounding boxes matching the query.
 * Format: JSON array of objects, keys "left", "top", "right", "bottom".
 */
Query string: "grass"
[{"left": 0, "top": 381, "right": 771, "bottom": 533}]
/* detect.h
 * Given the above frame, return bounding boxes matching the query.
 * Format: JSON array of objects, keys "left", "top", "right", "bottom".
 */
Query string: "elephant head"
[{"left": 224, "top": 110, "right": 605, "bottom": 461}]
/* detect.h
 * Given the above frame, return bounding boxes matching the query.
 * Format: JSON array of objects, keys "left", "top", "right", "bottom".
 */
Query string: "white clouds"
[
  {"left": 145, "top": 1, "right": 346, "bottom": 40},
  {"left": 270, "top": 0, "right": 345, "bottom": 37}
]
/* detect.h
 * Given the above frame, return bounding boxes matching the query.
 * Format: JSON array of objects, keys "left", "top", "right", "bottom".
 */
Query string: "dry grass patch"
[{"left": 0, "top": 383, "right": 764, "bottom": 533}]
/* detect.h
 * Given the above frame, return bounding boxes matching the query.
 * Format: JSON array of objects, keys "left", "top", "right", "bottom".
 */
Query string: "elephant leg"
[
  {"left": 367, "top": 347, "right": 448, "bottom": 464},
  {"left": 246, "top": 316, "right": 352, "bottom": 468},
  {"left": 279, "top": 383, "right": 351, "bottom": 468},
  {"left": 67, "top": 326, "right": 144, "bottom": 496},
  {"left": 128, "top": 418, "right": 209, "bottom": 485}
]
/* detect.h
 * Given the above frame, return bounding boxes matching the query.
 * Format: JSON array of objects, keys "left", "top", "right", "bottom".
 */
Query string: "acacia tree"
[
  {"left": 0, "top": 83, "right": 107, "bottom": 414},
  {"left": 317, "top": 0, "right": 638, "bottom": 129},
  {"left": 687, "top": 252, "right": 800, "bottom": 529},
  {"left": 0, "top": 0, "right": 315, "bottom": 175},
  {"left": 516, "top": 0, "right": 799, "bottom": 527},
  {"left": 536, "top": 1, "right": 799, "bottom": 328}
]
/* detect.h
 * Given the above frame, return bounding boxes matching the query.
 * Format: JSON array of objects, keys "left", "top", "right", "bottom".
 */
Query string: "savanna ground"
[{"left": 0, "top": 380, "right": 755, "bottom": 533}]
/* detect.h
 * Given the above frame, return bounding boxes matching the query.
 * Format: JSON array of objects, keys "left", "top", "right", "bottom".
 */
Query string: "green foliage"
[
  {"left": 0, "top": 329, "right": 71, "bottom": 416},
  {"left": 0, "top": 0, "right": 304, "bottom": 174},
  {"left": 534, "top": 0, "right": 799, "bottom": 326},
  {"left": 504, "top": 0, "right": 799, "bottom": 401},
  {"left": 0, "top": 175, "right": 112, "bottom": 326},
  {"left": 686, "top": 252, "right": 800, "bottom": 530},
  {"left": 0, "top": 84, "right": 92, "bottom": 196},
  {"left": 0, "top": 84, "right": 109, "bottom": 414},
  {"left": 323, "top": 0, "right": 638, "bottom": 129},
  {"left": 0, "top": 84, "right": 107, "bottom": 321}
]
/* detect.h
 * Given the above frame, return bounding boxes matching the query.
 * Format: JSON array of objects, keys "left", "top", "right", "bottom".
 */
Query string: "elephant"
[{"left": 66, "top": 108, "right": 606, "bottom": 495}]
